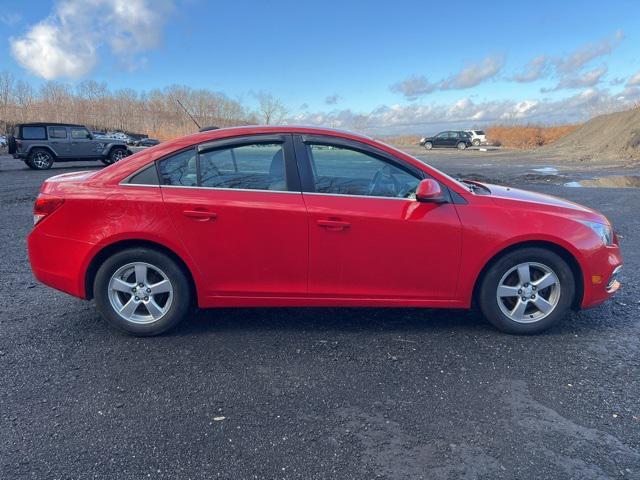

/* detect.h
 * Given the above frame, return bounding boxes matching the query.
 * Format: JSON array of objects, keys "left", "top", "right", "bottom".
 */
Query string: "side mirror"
[{"left": 416, "top": 179, "right": 447, "bottom": 203}]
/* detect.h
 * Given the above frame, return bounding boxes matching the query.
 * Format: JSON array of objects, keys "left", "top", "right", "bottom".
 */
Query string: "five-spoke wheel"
[
  {"left": 496, "top": 262, "right": 560, "bottom": 323},
  {"left": 108, "top": 262, "right": 174, "bottom": 324},
  {"left": 94, "top": 248, "right": 191, "bottom": 335},
  {"left": 479, "top": 247, "right": 575, "bottom": 334}
]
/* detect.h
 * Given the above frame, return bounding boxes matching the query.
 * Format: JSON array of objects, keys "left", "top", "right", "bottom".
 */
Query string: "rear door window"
[
  {"left": 48, "top": 127, "right": 67, "bottom": 139},
  {"left": 158, "top": 149, "right": 198, "bottom": 186},
  {"left": 21, "top": 126, "right": 47, "bottom": 140},
  {"left": 157, "top": 142, "right": 288, "bottom": 191},
  {"left": 199, "top": 143, "right": 285, "bottom": 190}
]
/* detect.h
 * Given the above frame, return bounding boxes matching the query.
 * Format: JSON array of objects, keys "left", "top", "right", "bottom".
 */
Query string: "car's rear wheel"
[
  {"left": 27, "top": 148, "right": 55, "bottom": 170},
  {"left": 424, "top": 141, "right": 433, "bottom": 150},
  {"left": 94, "top": 248, "right": 191, "bottom": 336},
  {"left": 472, "top": 139, "right": 481, "bottom": 146},
  {"left": 457, "top": 142, "right": 467, "bottom": 150},
  {"left": 478, "top": 247, "right": 575, "bottom": 334}
]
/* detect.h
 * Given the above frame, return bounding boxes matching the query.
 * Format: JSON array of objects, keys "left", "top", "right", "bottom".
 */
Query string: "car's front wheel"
[
  {"left": 478, "top": 247, "right": 575, "bottom": 334},
  {"left": 101, "top": 147, "right": 128, "bottom": 165},
  {"left": 94, "top": 248, "right": 192, "bottom": 335},
  {"left": 27, "top": 148, "right": 55, "bottom": 170},
  {"left": 424, "top": 141, "right": 433, "bottom": 150}
]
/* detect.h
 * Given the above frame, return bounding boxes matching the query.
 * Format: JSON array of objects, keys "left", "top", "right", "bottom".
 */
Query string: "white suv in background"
[{"left": 465, "top": 130, "right": 487, "bottom": 146}]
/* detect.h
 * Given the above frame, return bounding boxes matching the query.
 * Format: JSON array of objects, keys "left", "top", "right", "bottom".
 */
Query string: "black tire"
[
  {"left": 102, "top": 147, "right": 128, "bottom": 165},
  {"left": 457, "top": 142, "right": 467, "bottom": 150},
  {"left": 94, "top": 248, "right": 192, "bottom": 336},
  {"left": 424, "top": 141, "right": 433, "bottom": 150},
  {"left": 478, "top": 247, "right": 575, "bottom": 334},
  {"left": 7, "top": 136, "right": 17, "bottom": 155},
  {"left": 27, "top": 148, "right": 55, "bottom": 170},
  {"left": 472, "top": 139, "right": 481, "bottom": 146}
]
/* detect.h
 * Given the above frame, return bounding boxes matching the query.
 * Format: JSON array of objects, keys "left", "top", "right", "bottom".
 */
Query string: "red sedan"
[{"left": 28, "top": 126, "right": 622, "bottom": 335}]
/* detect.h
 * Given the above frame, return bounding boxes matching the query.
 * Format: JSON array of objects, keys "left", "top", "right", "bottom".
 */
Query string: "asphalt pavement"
[{"left": 1, "top": 153, "right": 639, "bottom": 479}]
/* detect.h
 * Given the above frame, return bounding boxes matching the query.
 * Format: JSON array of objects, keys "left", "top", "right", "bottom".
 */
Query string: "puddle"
[
  {"left": 564, "top": 175, "right": 640, "bottom": 188},
  {"left": 532, "top": 167, "right": 559, "bottom": 174}
]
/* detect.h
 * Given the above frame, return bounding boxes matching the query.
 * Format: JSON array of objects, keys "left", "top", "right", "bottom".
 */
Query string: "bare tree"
[
  {"left": 0, "top": 72, "right": 262, "bottom": 137},
  {"left": 256, "top": 92, "right": 288, "bottom": 125},
  {"left": 0, "top": 71, "right": 15, "bottom": 130}
]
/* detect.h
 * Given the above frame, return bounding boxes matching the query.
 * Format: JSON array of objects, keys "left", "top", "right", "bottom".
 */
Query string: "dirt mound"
[{"left": 542, "top": 107, "right": 640, "bottom": 163}]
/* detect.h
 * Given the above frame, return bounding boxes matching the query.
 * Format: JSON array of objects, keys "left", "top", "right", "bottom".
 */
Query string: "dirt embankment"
[{"left": 541, "top": 107, "right": 640, "bottom": 164}]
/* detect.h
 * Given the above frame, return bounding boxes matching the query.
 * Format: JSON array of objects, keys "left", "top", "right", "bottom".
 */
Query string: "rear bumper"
[
  {"left": 28, "top": 227, "right": 93, "bottom": 299},
  {"left": 580, "top": 245, "right": 623, "bottom": 308},
  {"left": 13, "top": 152, "right": 27, "bottom": 159}
]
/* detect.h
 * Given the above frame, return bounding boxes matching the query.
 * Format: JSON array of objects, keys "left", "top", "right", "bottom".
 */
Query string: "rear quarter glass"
[{"left": 22, "top": 126, "right": 47, "bottom": 140}]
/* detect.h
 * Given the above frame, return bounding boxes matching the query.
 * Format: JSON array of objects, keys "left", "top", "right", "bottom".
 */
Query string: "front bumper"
[{"left": 581, "top": 245, "right": 622, "bottom": 308}]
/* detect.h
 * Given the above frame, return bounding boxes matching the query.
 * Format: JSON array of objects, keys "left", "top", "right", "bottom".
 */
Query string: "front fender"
[{"left": 454, "top": 200, "right": 601, "bottom": 306}]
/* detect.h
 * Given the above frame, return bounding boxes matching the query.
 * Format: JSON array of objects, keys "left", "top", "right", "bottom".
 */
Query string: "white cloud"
[
  {"left": 290, "top": 88, "right": 640, "bottom": 135},
  {"left": 10, "top": 0, "right": 173, "bottom": 79},
  {"left": 542, "top": 66, "right": 608, "bottom": 92},
  {"left": 512, "top": 30, "right": 623, "bottom": 89},
  {"left": 627, "top": 70, "right": 640, "bottom": 87},
  {"left": 390, "top": 75, "right": 438, "bottom": 99},
  {"left": 441, "top": 55, "right": 505, "bottom": 90},
  {"left": 512, "top": 55, "right": 550, "bottom": 83},
  {"left": 554, "top": 29, "right": 623, "bottom": 74},
  {"left": 391, "top": 55, "right": 505, "bottom": 100}
]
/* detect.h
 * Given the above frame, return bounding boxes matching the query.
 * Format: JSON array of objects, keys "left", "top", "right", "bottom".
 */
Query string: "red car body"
[{"left": 28, "top": 126, "right": 621, "bottom": 319}]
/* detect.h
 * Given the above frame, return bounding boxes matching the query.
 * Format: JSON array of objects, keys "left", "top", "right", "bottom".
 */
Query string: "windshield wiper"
[{"left": 460, "top": 180, "right": 490, "bottom": 194}]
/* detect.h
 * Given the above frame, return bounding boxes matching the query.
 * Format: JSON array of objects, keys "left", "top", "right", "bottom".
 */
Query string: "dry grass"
[
  {"left": 486, "top": 125, "right": 578, "bottom": 149},
  {"left": 379, "top": 135, "right": 421, "bottom": 146},
  {"left": 382, "top": 126, "right": 578, "bottom": 150}
]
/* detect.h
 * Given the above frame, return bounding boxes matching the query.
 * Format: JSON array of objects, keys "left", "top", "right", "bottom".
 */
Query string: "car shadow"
[
  {"left": 171, "top": 307, "right": 496, "bottom": 337},
  {"left": 165, "top": 303, "right": 622, "bottom": 338}
]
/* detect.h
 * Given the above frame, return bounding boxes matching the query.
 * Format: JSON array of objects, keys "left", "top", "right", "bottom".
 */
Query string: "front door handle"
[
  {"left": 183, "top": 209, "right": 217, "bottom": 221},
  {"left": 317, "top": 219, "right": 351, "bottom": 231}
]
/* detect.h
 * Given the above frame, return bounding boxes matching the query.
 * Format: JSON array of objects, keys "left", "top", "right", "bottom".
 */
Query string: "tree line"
[{"left": 0, "top": 71, "right": 288, "bottom": 139}]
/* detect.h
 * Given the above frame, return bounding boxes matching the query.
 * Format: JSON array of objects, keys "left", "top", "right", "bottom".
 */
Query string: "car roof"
[
  {"left": 18, "top": 122, "right": 86, "bottom": 128},
  {"left": 173, "top": 124, "right": 375, "bottom": 146}
]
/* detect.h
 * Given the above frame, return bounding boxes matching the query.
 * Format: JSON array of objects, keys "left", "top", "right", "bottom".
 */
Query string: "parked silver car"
[{"left": 8, "top": 123, "right": 131, "bottom": 170}]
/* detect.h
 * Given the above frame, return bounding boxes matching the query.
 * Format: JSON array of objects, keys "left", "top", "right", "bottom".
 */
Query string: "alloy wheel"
[
  {"left": 32, "top": 152, "right": 52, "bottom": 168},
  {"left": 496, "top": 262, "right": 561, "bottom": 323},
  {"left": 107, "top": 262, "right": 173, "bottom": 324},
  {"left": 111, "top": 149, "right": 126, "bottom": 162}
]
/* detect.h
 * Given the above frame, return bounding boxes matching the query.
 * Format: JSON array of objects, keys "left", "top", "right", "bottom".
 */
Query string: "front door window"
[{"left": 306, "top": 144, "right": 420, "bottom": 199}]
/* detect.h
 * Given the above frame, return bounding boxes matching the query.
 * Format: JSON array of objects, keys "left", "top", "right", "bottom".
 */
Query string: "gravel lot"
[{"left": 1, "top": 152, "right": 639, "bottom": 479}]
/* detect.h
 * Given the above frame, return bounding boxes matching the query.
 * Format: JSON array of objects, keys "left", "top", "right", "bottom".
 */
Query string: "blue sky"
[{"left": 1, "top": 0, "right": 639, "bottom": 133}]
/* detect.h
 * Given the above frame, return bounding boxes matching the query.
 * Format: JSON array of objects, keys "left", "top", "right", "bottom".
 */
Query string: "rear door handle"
[
  {"left": 183, "top": 209, "right": 217, "bottom": 221},
  {"left": 317, "top": 219, "right": 351, "bottom": 231}
]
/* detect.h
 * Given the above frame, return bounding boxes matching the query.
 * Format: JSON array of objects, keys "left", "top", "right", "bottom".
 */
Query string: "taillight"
[{"left": 33, "top": 194, "right": 64, "bottom": 225}]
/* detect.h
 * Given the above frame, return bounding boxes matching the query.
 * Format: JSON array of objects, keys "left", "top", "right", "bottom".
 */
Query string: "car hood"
[{"left": 478, "top": 182, "right": 609, "bottom": 224}]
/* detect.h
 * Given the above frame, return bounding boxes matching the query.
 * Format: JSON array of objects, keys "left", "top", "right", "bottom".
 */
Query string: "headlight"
[{"left": 580, "top": 220, "right": 613, "bottom": 246}]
